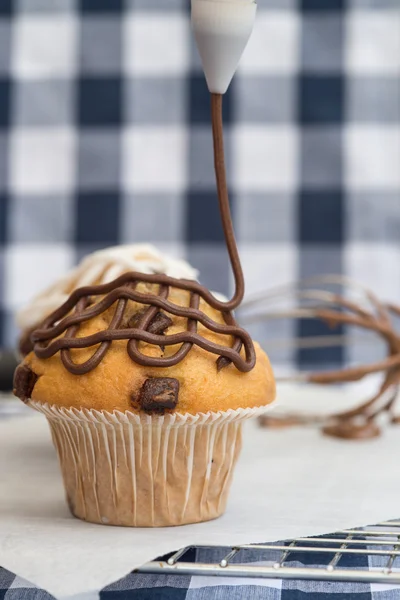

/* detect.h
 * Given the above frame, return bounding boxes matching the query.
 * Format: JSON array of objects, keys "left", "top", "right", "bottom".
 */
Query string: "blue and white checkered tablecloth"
[
  {"left": 0, "top": 0, "right": 399, "bottom": 372},
  {"left": 2, "top": 534, "right": 400, "bottom": 599}
]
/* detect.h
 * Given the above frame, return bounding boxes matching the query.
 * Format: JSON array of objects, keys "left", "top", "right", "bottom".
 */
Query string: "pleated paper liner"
[{"left": 29, "top": 401, "right": 273, "bottom": 527}]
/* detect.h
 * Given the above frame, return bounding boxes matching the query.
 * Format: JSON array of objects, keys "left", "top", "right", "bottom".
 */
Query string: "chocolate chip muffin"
[
  {"left": 14, "top": 274, "right": 275, "bottom": 527},
  {"left": 14, "top": 84, "right": 277, "bottom": 527}
]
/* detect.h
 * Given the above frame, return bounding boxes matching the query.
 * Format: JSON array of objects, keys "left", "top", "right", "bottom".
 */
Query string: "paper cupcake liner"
[{"left": 29, "top": 401, "right": 272, "bottom": 527}]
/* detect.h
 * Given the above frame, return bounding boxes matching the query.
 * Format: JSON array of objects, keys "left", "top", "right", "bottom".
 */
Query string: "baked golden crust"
[{"left": 22, "top": 285, "right": 276, "bottom": 414}]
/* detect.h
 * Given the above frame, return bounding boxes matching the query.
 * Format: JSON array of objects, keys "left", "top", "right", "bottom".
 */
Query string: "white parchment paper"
[{"left": 1, "top": 386, "right": 399, "bottom": 599}]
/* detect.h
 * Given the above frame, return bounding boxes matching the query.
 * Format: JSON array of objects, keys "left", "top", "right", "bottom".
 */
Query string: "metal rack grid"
[{"left": 138, "top": 521, "right": 400, "bottom": 584}]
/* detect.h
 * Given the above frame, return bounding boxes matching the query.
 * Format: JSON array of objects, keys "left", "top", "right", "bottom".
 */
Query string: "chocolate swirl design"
[{"left": 31, "top": 94, "right": 256, "bottom": 375}]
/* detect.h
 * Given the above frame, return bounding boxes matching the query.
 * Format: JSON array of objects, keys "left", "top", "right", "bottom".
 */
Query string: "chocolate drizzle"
[{"left": 30, "top": 94, "right": 256, "bottom": 375}]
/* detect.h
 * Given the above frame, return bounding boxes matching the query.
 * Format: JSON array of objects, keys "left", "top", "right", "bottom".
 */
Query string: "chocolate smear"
[
  {"left": 323, "top": 419, "right": 381, "bottom": 440},
  {"left": 259, "top": 415, "right": 307, "bottom": 429},
  {"left": 137, "top": 377, "right": 179, "bottom": 414},
  {"left": 13, "top": 364, "right": 38, "bottom": 403}
]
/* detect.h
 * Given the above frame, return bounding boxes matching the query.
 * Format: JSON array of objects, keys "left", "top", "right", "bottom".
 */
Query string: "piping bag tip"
[{"left": 191, "top": 0, "right": 257, "bottom": 94}]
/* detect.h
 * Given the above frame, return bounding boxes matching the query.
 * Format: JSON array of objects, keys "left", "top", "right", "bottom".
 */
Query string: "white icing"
[{"left": 17, "top": 245, "right": 198, "bottom": 331}]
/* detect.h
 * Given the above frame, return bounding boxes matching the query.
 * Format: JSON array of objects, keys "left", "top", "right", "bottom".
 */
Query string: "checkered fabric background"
[
  {"left": 0, "top": 0, "right": 399, "bottom": 373},
  {"left": 3, "top": 533, "right": 400, "bottom": 599}
]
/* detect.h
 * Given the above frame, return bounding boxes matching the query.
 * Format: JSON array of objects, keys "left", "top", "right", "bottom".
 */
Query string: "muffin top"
[
  {"left": 17, "top": 244, "right": 198, "bottom": 334},
  {"left": 14, "top": 275, "right": 275, "bottom": 415}
]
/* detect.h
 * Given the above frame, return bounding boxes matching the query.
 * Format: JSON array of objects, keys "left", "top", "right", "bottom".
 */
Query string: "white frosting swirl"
[{"left": 17, "top": 245, "right": 198, "bottom": 331}]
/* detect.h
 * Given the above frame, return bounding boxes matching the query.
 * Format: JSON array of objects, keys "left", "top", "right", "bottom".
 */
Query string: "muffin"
[
  {"left": 17, "top": 244, "right": 198, "bottom": 356},
  {"left": 14, "top": 267, "right": 275, "bottom": 527}
]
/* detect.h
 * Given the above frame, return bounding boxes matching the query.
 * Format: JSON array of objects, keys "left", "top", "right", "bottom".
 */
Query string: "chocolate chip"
[
  {"left": 137, "top": 377, "right": 179, "bottom": 414},
  {"left": 13, "top": 364, "right": 38, "bottom": 403},
  {"left": 127, "top": 308, "right": 147, "bottom": 329},
  {"left": 148, "top": 312, "right": 173, "bottom": 335},
  {"left": 217, "top": 356, "right": 231, "bottom": 372},
  {"left": 128, "top": 310, "right": 172, "bottom": 335},
  {"left": 19, "top": 328, "right": 35, "bottom": 356}
]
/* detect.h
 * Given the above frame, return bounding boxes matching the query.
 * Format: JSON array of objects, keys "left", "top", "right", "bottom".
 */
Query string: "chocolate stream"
[{"left": 211, "top": 94, "right": 245, "bottom": 309}]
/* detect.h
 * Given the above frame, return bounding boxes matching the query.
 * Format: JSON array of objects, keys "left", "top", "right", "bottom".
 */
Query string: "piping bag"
[{"left": 191, "top": 0, "right": 256, "bottom": 94}]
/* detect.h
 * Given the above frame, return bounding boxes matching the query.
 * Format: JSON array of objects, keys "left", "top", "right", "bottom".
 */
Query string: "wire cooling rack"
[{"left": 138, "top": 521, "right": 400, "bottom": 584}]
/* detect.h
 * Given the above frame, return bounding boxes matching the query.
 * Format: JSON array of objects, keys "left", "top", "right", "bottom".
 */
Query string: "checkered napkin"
[
  {"left": 1, "top": 531, "right": 400, "bottom": 600},
  {"left": 0, "top": 0, "right": 399, "bottom": 374}
]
